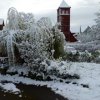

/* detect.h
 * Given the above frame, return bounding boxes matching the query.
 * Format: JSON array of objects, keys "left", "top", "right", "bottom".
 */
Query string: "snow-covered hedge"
[
  {"left": 63, "top": 50, "right": 100, "bottom": 63},
  {"left": 7, "top": 59, "right": 80, "bottom": 81}
]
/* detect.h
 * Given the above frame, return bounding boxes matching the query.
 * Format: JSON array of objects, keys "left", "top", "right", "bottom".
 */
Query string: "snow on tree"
[
  {"left": 95, "top": 11, "right": 100, "bottom": 30},
  {"left": 6, "top": 7, "right": 19, "bottom": 30},
  {"left": 18, "top": 12, "right": 35, "bottom": 30},
  {"left": 0, "top": 7, "right": 65, "bottom": 69},
  {"left": 77, "top": 8, "right": 100, "bottom": 44},
  {"left": 52, "top": 24, "right": 65, "bottom": 59},
  {"left": 93, "top": 10, "right": 100, "bottom": 40},
  {"left": 15, "top": 18, "right": 65, "bottom": 67},
  {"left": 77, "top": 26, "right": 97, "bottom": 43},
  {"left": 37, "top": 17, "right": 52, "bottom": 29}
]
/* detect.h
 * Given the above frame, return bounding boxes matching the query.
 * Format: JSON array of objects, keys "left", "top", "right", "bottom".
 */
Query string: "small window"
[
  {"left": 66, "top": 11, "right": 68, "bottom": 14},
  {"left": 59, "top": 9, "right": 61, "bottom": 14},
  {"left": 62, "top": 10, "right": 64, "bottom": 14},
  {"left": 64, "top": 10, "right": 66, "bottom": 13}
]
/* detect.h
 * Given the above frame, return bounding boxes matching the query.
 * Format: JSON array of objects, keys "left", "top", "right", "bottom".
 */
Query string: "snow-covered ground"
[
  {"left": 0, "top": 62, "right": 100, "bottom": 100},
  {"left": 0, "top": 83, "right": 20, "bottom": 94}
]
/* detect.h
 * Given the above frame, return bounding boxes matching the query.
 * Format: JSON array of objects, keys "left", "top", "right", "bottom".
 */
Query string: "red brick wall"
[
  {"left": 57, "top": 8, "right": 70, "bottom": 38},
  {"left": 57, "top": 7, "right": 77, "bottom": 42}
]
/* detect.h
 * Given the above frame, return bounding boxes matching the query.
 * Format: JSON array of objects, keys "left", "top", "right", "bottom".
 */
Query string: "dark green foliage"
[
  {"left": 28, "top": 71, "right": 37, "bottom": 79},
  {"left": 0, "top": 67, "right": 8, "bottom": 75},
  {"left": 28, "top": 71, "right": 53, "bottom": 81},
  {"left": 53, "top": 39, "right": 64, "bottom": 59},
  {"left": 81, "top": 84, "right": 89, "bottom": 88},
  {"left": 62, "top": 52, "right": 80, "bottom": 62},
  {"left": 80, "top": 53, "right": 91, "bottom": 62},
  {"left": 65, "top": 81, "right": 71, "bottom": 84},
  {"left": 7, "top": 71, "right": 18, "bottom": 76},
  {"left": 60, "top": 79, "right": 63, "bottom": 82},
  {"left": 59, "top": 73, "right": 80, "bottom": 79},
  {"left": 14, "top": 44, "right": 24, "bottom": 64},
  {"left": 52, "top": 28, "right": 64, "bottom": 59},
  {"left": 63, "top": 50, "right": 100, "bottom": 63},
  {"left": 72, "top": 82, "right": 78, "bottom": 85},
  {"left": 46, "top": 76, "right": 53, "bottom": 81},
  {"left": 0, "top": 42, "right": 7, "bottom": 57},
  {"left": 36, "top": 75, "right": 44, "bottom": 81},
  {"left": 91, "top": 51, "right": 100, "bottom": 59}
]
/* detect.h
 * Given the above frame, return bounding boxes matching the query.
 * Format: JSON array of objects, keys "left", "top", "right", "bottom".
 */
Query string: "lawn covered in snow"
[{"left": 0, "top": 62, "right": 100, "bottom": 100}]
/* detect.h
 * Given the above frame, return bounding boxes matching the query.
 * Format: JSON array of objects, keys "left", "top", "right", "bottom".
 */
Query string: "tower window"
[
  {"left": 62, "top": 10, "right": 65, "bottom": 14},
  {"left": 64, "top": 10, "right": 66, "bottom": 13},
  {"left": 59, "top": 9, "right": 61, "bottom": 14},
  {"left": 66, "top": 11, "right": 68, "bottom": 14},
  {"left": 59, "top": 9, "right": 69, "bottom": 15}
]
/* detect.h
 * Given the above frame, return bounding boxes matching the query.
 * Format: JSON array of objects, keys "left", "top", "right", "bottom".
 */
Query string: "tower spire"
[{"left": 59, "top": 0, "right": 70, "bottom": 8}]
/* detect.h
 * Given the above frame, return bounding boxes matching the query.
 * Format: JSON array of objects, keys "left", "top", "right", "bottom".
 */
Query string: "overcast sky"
[{"left": 0, "top": 0, "right": 100, "bottom": 32}]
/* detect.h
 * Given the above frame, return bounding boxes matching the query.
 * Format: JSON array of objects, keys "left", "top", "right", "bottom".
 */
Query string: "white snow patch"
[
  {"left": 0, "top": 83, "right": 20, "bottom": 94},
  {"left": 0, "top": 62, "right": 100, "bottom": 100}
]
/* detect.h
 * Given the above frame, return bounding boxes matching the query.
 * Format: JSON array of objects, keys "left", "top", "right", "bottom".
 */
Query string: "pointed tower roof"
[{"left": 59, "top": 0, "right": 70, "bottom": 8}]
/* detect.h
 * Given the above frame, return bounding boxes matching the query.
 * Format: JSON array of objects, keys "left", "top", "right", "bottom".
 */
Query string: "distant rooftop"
[
  {"left": 0, "top": 19, "right": 4, "bottom": 25},
  {"left": 59, "top": 0, "right": 70, "bottom": 8},
  {"left": 83, "top": 26, "right": 91, "bottom": 33}
]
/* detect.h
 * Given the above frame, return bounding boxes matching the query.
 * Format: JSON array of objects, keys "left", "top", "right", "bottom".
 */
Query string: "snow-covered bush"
[
  {"left": 62, "top": 49, "right": 100, "bottom": 63},
  {"left": 79, "top": 51, "right": 92, "bottom": 62},
  {"left": 62, "top": 51, "right": 80, "bottom": 62},
  {"left": 3, "top": 7, "right": 65, "bottom": 67},
  {"left": 7, "top": 59, "right": 80, "bottom": 81},
  {"left": 52, "top": 25, "right": 65, "bottom": 59}
]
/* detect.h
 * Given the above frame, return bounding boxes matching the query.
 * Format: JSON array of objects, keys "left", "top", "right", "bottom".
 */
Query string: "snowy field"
[{"left": 0, "top": 62, "right": 100, "bottom": 100}]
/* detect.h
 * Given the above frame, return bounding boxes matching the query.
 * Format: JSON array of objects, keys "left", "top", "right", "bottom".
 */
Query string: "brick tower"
[{"left": 57, "top": 0, "right": 77, "bottom": 42}]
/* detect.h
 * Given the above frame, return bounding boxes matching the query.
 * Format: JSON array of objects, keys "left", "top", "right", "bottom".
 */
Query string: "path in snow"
[{"left": 0, "top": 82, "right": 68, "bottom": 100}]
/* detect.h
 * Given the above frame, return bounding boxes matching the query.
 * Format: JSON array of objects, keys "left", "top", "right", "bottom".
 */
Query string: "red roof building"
[{"left": 57, "top": 0, "right": 77, "bottom": 42}]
